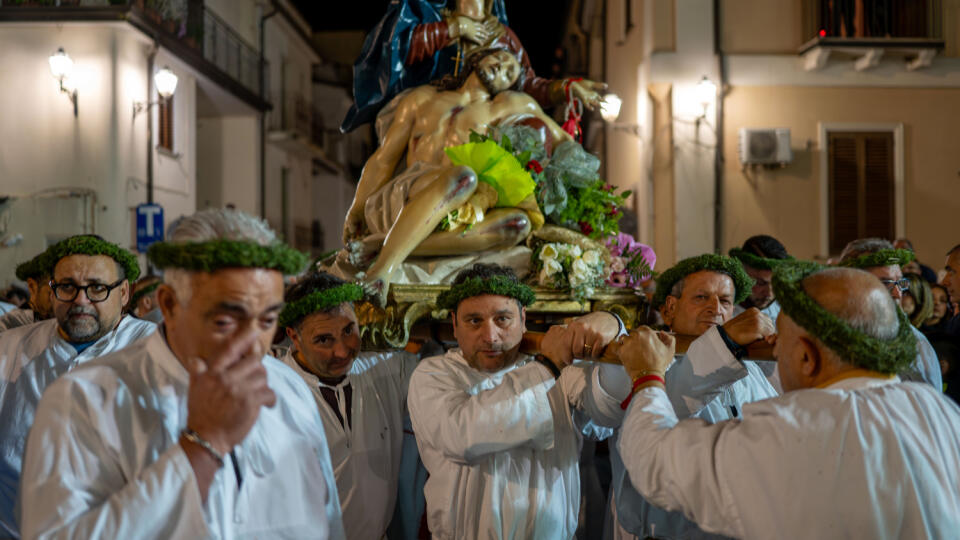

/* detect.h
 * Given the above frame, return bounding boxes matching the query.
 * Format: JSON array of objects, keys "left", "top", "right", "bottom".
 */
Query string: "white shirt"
[
  {"left": 19, "top": 330, "right": 346, "bottom": 540},
  {"left": 902, "top": 325, "right": 941, "bottom": 390},
  {"left": 282, "top": 349, "right": 417, "bottom": 540},
  {"left": 409, "top": 350, "right": 628, "bottom": 540},
  {"left": 0, "top": 309, "right": 37, "bottom": 333},
  {"left": 0, "top": 316, "right": 156, "bottom": 538},
  {"left": 618, "top": 376, "right": 960, "bottom": 539},
  {"left": 611, "top": 326, "right": 779, "bottom": 540}
]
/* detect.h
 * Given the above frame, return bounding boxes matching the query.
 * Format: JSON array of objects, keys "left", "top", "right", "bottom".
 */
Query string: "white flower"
[
  {"left": 610, "top": 257, "right": 626, "bottom": 273},
  {"left": 571, "top": 258, "right": 590, "bottom": 280},
  {"left": 543, "top": 258, "right": 563, "bottom": 277},
  {"left": 582, "top": 249, "right": 601, "bottom": 267},
  {"left": 567, "top": 244, "right": 583, "bottom": 258},
  {"left": 540, "top": 243, "right": 559, "bottom": 261}
]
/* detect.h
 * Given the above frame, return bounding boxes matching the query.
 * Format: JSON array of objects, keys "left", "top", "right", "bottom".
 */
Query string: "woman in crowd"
[
  {"left": 921, "top": 283, "right": 951, "bottom": 335},
  {"left": 903, "top": 273, "right": 933, "bottom": 328}
]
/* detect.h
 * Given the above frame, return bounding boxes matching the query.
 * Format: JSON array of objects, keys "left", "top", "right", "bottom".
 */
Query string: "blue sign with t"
[{"left": 135, "top": 203, "right": 164, "bottom": 253}]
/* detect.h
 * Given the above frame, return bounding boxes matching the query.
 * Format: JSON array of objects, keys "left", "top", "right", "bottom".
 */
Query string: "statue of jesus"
[{"left": 343, "top": 48, "right": 572, "bottom": 301}]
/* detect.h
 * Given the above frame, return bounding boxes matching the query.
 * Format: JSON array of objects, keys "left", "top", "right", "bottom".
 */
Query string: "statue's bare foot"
[{"left": 358, "top": 273, "right": 389, "bottom": 307}]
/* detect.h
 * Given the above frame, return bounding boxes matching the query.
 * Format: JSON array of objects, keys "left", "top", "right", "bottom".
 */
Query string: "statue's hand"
[
  {"left": 343, "top": 205, "right": 365, "bottom": 244},
  {"left": 569, "top": 80, "right": 608, "bottom": 111},
  {"left": 455, "top": 16, "right": 491, "bottom": 45}
]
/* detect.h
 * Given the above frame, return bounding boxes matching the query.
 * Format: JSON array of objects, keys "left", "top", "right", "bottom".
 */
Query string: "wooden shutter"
[
  {"left": 828, "top": 131, "right": 894, "bottom": 254},
  {"left": 158, "top": 96, "right": 174, "bottom": 151}
]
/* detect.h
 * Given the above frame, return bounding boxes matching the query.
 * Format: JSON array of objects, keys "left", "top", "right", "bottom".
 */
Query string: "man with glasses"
[
  {"left": 838, "top": 238, "right": 940, "bottom": 389},
  {"left": 0, "top": 234, "right": 156, "bottom": 538}
]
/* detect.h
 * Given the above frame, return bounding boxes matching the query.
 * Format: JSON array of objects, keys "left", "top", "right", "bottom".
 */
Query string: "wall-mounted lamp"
[
  {"left": 600, "top": 93, "right": 642, "bottom": 138},
  {"left": 694, "top": 76, "right": 716, "bottom": 115},
  {"left": 49, "top": 47, "right": 78, "bottom": 117},
  {"left": 133, "top": 66, "right": 178, "bottom": 118}
]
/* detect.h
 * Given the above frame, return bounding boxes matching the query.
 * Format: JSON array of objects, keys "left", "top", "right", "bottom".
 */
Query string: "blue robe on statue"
[{"left": 341, "top": 0, "right": 508, "bottom": 133}]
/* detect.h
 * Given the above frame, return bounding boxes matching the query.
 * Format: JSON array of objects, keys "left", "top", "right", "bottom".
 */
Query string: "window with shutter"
[
  {"left": 827, "top": 131, "right": 894, "bottom": 254},
  {"left": 158, "top": 96, "right": 174, "bottom": 151}
]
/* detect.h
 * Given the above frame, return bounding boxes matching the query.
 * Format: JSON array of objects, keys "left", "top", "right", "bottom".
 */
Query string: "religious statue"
[
  {"left": 340, "top": 48, "right": 571, "bottom": 302},
  {"left": 341, "top": 0, "right": 607, "bottom": 132}
]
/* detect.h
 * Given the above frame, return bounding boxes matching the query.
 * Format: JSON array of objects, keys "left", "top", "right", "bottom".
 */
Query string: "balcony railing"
[
  {"left": 801, "top": 0, "right": 943, "bottom": 41},
  {"left": 269, "top": 93, "right": 324, "bottom": 149},
  {"left": 0, "top": 0, "right": 267, "bottom": 101}
]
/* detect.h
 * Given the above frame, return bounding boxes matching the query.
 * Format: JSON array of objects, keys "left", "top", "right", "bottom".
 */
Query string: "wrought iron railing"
[
  {"left": 0, "top": 0, "right": 267, "bottom": 98},
  {"left": 801, "top": 0, "right": 943, "bottom": 41}
]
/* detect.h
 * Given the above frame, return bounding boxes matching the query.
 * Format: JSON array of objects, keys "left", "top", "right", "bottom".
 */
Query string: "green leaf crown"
[
  {"left": 436, "top": 275, "right": 536, "bottom": 311},
  {"left": 653, "top": 254, "right": 755, "bottom": 309},
  {"left": 772, "top": 260, "right": 916, "bottom": 374}
]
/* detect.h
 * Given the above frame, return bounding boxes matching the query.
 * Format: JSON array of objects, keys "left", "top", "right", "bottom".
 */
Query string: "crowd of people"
[{"left": 0, "top": 208, "right": 958, "bottom": 539}]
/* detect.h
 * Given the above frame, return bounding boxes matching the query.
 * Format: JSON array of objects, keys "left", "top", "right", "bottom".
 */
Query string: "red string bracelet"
[{"left": 620, "top": 373, "right": 666, "bottom": 410}]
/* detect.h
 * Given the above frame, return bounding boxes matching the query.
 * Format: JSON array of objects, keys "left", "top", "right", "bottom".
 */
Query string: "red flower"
[
  {"left": 579, "top": 221, "right": 594, "bottom": 235},
  {"left": 526, "top": 159, "right": 544, "bottom": 174},
  {"left": 608, "top": 207, "right": 620, "bottom": 217}
]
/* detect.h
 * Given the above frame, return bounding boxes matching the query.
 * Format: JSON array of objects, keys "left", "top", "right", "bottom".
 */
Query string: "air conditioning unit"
[{"left": 739, "top": 128, "right": 792, "bottom": 165}]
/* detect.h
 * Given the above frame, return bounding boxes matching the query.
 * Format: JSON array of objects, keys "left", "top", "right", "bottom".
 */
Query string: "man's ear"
[
  {"left": 661, "top": 296, "right": 678, "bottom": 326},
  {"left": 520, "top": 306, "right": 527, "bottom": 330},
  {"left": 450, "top": 310, "right": 458, "bottom": 332},
  {"left": 286, "top": 326, "right": 301, "bottom": 352},
  {"left": 26, "top": 278, "right": 39, "bottom": 300},
  {"left": 797, "top": 336, "right": 822, "bottom": 379},
  {"left": 156, "top": 284, "right": 179, "bottom": 322},
  {"left": 119, "top": 280, "right": 131, "bottom": 307}
]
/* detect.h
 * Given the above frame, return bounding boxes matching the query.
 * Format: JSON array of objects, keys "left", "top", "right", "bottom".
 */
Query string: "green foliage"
[
  {"left": 15, "top": 250, "right": 52, "bottom": 281},
  {"left": 279, "top": 283, "right": 365, "bottom": 329},
  {"left": 653, "top": 254, "right": 754, "bottom": 308},
  {"left": 436, "top": 275, "right": 536, "bottom": 311},
  {"left": 728, "top": 248, "right": 794, "bottom": 271},
  {"left": 47, "top": 235, "right": 141, "bottom": 281},
  {"left": 837, "top": 249, "right": 916, "bottom": 269},
  {"left": 773, "top": 260, "right": 916, "bottom": 374},
  {"left": 148, "top": 239, "right": 308, "bottom": 275},
  {"left": 555, "top": 179, "right": 630, "bottom": 239}
]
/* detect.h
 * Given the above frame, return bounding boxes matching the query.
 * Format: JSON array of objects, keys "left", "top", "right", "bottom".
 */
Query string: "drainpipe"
[
  {"left": 146, "top": 47, "right": 157, "bottom": 204},
  {"left": 259, "top": 4, "right": 278, "bottom": 218},
  {"left": 712, "top": 0, "right": 725, "bottom": 254}
]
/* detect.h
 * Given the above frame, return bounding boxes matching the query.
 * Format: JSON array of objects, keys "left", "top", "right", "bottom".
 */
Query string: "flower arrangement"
[
  {"left": 533, "top": 242, "right": 608, "bottom": 301},
  {"left": 462, "top": 127, "right": 631, "bottom": 240},
  {"left": 605, "top": 233, "right": 656, "bottom": 288}
]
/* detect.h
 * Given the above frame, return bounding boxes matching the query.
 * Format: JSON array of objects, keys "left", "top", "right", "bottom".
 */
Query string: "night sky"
[{"left": 293, "top": 0, "right": 573, "bottom": 75}]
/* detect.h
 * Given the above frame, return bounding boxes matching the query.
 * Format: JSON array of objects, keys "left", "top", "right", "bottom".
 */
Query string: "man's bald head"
[{"left": 775, "top": 267, "right": 900, "bottom": 391}]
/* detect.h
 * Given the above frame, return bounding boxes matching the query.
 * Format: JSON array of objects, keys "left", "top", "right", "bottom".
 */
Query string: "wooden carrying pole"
[{"left": 518, "top": 331, "right": 775, "bottom": 364}]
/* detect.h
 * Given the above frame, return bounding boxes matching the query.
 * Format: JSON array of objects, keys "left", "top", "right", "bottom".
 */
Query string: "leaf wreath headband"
[
  {"left": 436, "top": 275, "right": 536, "bottom": 311},
  {"left": 728, "top": 248, "right": 794, "bottom": 271},
  {"left": 652, "top": 254, "right": 754, "bottom": 309},
  {"left": 47, "top": 235, "right": 141, "bottom": 281},
  {"left": 279, "top": 283, "right": 365, "bottom": 329},
  {"left": 837, "top": 249, "right": 915, "bottom": 270},
  {"left": 772, "top": 260, "right": 916, "bottom": 375},
  {"left": 148, "top": 239, "right": 308, "bottom": 275}
]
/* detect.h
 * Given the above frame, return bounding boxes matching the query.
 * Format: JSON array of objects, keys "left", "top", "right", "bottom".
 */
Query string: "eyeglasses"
[
  {"left": 50, "top": 279, "right": 124, "bottom": 303},
  {"left": 879, "top": 278, "right": 910, "bottom": 293}
]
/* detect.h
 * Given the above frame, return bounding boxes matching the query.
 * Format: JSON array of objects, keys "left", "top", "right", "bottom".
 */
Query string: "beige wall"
[
  {"left": 722, "top": 0, "right": 804, "bottom": 54},
  {"left": 722, "top": 85, "right": 960, "bottom": 267}
]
